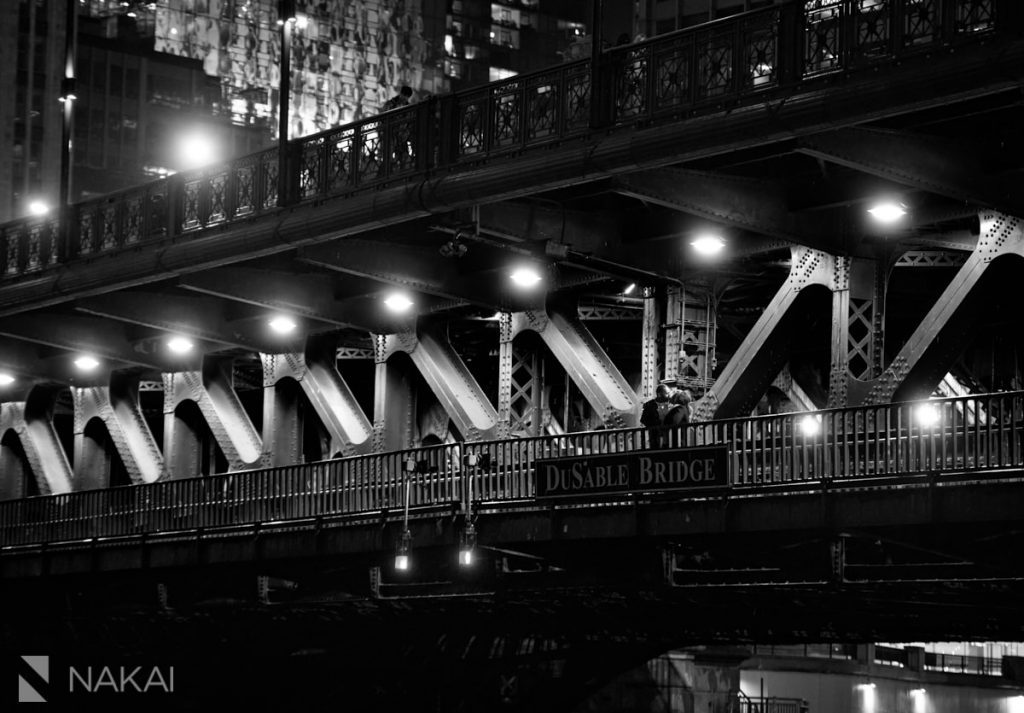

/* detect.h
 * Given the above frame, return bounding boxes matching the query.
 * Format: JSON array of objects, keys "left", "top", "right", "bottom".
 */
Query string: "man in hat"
[{"left": 640, "top": 382, "right": 676, "bottom": 449}]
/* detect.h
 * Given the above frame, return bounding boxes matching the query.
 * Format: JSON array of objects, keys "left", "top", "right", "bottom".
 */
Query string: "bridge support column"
[
  {"left": 72, "top": 374, "right": 164, "bottom": 486},
  {"left": 372, "top": 334, "right": 415, "bottom": 452},
  {"left": 641, "top": 287, "right": 661, "bottom": 400},
  {"left": 261, "top": 338, "right": 373, "bottom": 461},
  {"left": 163, "top": 358, "right": 263, "bottom": 477},
  {"left": 0, "top": 386, "right": 72, "bottom": 496},
  {"left": 695, "top": 247, "right": 837, "bottom": 420},
  {"left": 498, "top": 311, "right": 514, "bottom": 431},
  {"left": 378, "top": 322, "right": 504, "bottom": 442},
  {"left": 260, "top": 367, "right": 302, "bottom": 467},
  {"left": 512, "top": 305, "right": 640, "bottom": 429},
  {"left": 506, "top": 327, "right": 552, "bottom": 436},
  {"left": 828, "top": 257, "right": 884, "bottom": 407}
]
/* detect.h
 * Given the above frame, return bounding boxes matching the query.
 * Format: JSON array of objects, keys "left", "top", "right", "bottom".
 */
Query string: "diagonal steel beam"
[
  {"left": 694, "top": 247, "right": 839, "bottom": 420},
  {"left": 0, "top": 387, "right": 73, "bottom": 495},
  {"left": 854, "top": 212, "right": 1024, "bottom": 405}
]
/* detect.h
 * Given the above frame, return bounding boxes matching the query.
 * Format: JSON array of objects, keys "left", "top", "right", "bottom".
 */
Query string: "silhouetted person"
[
  {"left": 382, "top": 85, "right": 413, "bottom": 111},
  {"left": 641, "top": 384, "right": 675, "bottom": 449}
]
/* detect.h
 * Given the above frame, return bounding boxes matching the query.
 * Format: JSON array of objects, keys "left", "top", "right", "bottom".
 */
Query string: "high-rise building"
[
  {"left": 443, "top": 0, "right": 591, "bottom": 86},
  {"left": 0, "top": 1, "right": 268, "bottom": 222}
]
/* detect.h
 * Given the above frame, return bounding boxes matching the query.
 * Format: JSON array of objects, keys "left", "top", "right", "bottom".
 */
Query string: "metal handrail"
[
  {"left": 0, "top": 0, "right": 1005, "bottom": 279},
  {"left": 0, "top": 390, "right": 1021, "bottom": 548}
]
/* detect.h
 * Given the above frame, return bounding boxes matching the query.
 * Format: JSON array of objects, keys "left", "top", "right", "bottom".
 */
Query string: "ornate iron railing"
[
  {"left": 0, "top": 391, "right": 1022, "bottom": 548},
  {"left": 0, "top": 0, "right": 1008, "bottom": 280}
]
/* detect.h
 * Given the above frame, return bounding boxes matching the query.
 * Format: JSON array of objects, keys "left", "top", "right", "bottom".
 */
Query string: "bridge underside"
[{"left": 0, "top": 6, "right": 1022, "bottom": 489}]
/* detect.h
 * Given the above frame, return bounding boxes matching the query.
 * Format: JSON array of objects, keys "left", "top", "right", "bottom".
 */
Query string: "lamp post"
[
  {"left": 277, "top": 0, "right": 296, "bottom": 207},
  {"left": 395, "top": 455, "right": 416, "bottom": 571},
  {"left": 459, "top": 451, "right": 479, "bottom": 566}
]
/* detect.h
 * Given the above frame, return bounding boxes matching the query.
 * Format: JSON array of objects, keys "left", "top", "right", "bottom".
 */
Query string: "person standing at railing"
[
  {"left": 382, "top": 85, "right": 413, "bottom": 111},
  {"left": 641, "top": 383, "right": 676, "bottom": 449},
  {"left": 665, "top": 388, "right": 693, "bottom": 447}
]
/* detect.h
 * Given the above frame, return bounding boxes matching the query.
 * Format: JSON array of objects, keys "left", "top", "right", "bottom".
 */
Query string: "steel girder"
[
  {"left": 854, "top": 212, "right": 1024, "bottom": 405},
  {"left": 72, "top": 374, "right": 164, "bottom": 486},
  {"left": 162, "top": 359, "right": 262, "bottom": 475},
  {"left": 260, "top": 342, "right": 373, "bottom": 459},
  {"left": 613, "top": 167, "right": 834, "bottom": 251},
  {"left": 76, "top": 290, "right": 284, "bottom": 354},
  {"left": 511, "top": 307, "right": 640, "bottom": 429},
  {"left": 694, "top": 247, "right": 839, "bottom": 420},
  {"left": 378, "top": 323, "right": 503, "bottom": 442},
  {"left": 797, "top": 127, "right": 1024, "bottom": 215},
  {"left": 0, "top": 388, "right": 72, "bottom": 496},
  {"left": 179, "top": 267, "right": 368, "bottom": 329}
]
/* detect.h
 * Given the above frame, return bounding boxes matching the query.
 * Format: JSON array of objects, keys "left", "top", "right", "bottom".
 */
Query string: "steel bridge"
[{"left": 1, "top": 2, "right": 1024, "bottom": 708}]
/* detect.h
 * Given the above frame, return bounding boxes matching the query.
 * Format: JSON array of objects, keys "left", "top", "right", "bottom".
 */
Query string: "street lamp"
[
  {"left": 27, "top": 200, "right": 49, "bottom": 217},
  {"left": 459, "top": 451, "right": 480, "bottom": 567},
  {"left": 395, "top": 454, "right": 416, "bottom": 571},
  {"left": 177, "top": 132, "right": 218, "bottom": 171}
]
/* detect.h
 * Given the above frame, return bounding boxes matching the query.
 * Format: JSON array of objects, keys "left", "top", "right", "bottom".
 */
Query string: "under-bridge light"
[
  {"left": 691, "top": 235, "right": 725, "bottom": 256},
  {"left": 384, "top": 293, "right": 414, "bottom": 313},
  {"left": 74, "top": 355, "right": 100, "bottom": 372},
  {"left": 167, "top": 336, "right": 194, "bottom": 354},
  {"left": 269, "top": 316, "right": 297, "bottom": 334},
  {"left": 510, "top": 267, "right": 542, "bottom": 288},
  {"left": 867, "top": 201, "right": 907, "bottom": 224},
  {"left": 395, "top": 529, "right": 411, "bottom": 571},
  {"left": 915, "top": 402, "right": 940, "bottom": 428},
  {"left": 459, "top": 524, "right": 477, "bottom": 567},
  {"left": 623, "top": 282, "right": 636, "bottom": 295},
  {"left": 0, "top": 373, "right": 14, "bottom": 386},
  {"left": 799, "top": 414, "right": 822, "bottom": 437}
]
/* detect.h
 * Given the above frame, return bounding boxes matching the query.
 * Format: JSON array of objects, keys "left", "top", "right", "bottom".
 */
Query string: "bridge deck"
[
  {"left": 1, "top": 391, "right": 1020, "bottom": 549},
  {"left": 0, "top": 0, "right": 1017, "bottom": 315}
]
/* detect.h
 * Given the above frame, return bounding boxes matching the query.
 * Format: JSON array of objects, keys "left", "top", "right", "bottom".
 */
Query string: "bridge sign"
[{"left": 535, "top": 446, "right": 728, "bottom": 498}]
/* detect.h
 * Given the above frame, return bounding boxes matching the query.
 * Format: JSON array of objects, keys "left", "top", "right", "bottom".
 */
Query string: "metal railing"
[
  {"left": 738, "top": 695, "right": 809, "bottom": 713},
  {"left": 750, "top": 643, "right": 857, "bottom": 660},
  {"left": 0, "top": 391, "right": 1022, "bottom": 548},
  {"left": 924, "top": 652, "right": 1002, "bottom": 676},
  {"left": 0, "top": 0, "right": 1005, "bottom": 280}
]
